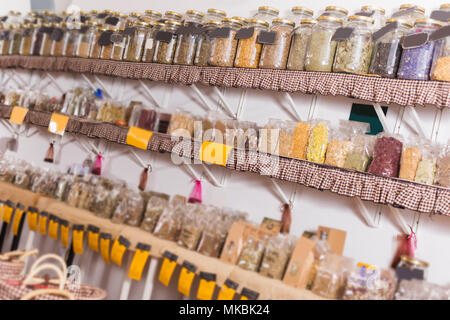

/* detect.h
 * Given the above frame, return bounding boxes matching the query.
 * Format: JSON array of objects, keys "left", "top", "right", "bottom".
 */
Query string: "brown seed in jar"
[{"left": 209, "top": 29, "right": 238, "bottom": 67}]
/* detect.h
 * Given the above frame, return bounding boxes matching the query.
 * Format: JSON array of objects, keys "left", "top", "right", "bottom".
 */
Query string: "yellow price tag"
[
  {"left": 178, "top": 262, "right": 197, "bottom": 297},
  {"left": 38, "top": 212, "right": 48, "bottom": 235},
  {"left": 3, "top": 202, "right": 14, "bottom": 224},
  {"left": 197, "top": 274, "right": 216, "bottom": 301},
  {"left": 126, "top": 126, "right": 153, "bottom": 150},
  {"left": 158, "top": 251, "right": 178, "bottom": 287},
  {"left": 87, "top": 225, "right": 100, "bottom": 253},
  {"left": 48, "top": 113, "right": 69, "bottom": 136},
  {"left": 72, "top": 226, "right": 84, "bottom": 255},
  {"left": 240, "top": 296, "right": 249, "bottom": 300},
  {"left": 27, "top": 209, "right": 38, "bottom": 231},
  {"left": 100, "top": 233, "right": 112, "bottom": 264},
  {"left": 11, "top": 206, "right": 24, "bottom": 236},
  {"left": 357, "top": 262, "right": 377, "bottom": 270},
  {"left": 217, "top": 279, "right": 238, "bottom": 300},
  {"left": 199, "top": 141, "right": 233, "bottom": 167},
  {"left": 48, "top": 216, "right": 59, "bottom": 240},
  {"left": 110, "top": 236, "right": 130, "bottom": 267},
  {"left": 128, "top": 243, "right": 151, "bottom": 281},
  {"left": 9, "top": 106, "right": 28, "bottom": 125},
  {"left": 60, "top": 220, "right": 69, "bottom": 248}
]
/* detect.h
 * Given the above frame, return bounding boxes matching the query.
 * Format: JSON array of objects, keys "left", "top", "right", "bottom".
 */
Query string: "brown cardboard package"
[
  {"left": 318, "top": 226, "right": 346, "bottom": 255},
  {"left": 282, "top": 236, "right": 316, "bottom": 289}
]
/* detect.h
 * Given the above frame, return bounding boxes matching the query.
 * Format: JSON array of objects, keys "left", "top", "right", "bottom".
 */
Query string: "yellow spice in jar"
[
  {"left": 399, "top": 147, "right": 421, "bottom": 181},
  {"left": 324, "top": 140, "right": 352, "bottom": 168},
  {"left": 307, "top": 122, "right": 329, "bottom": 164},
  {"left": 291, "top": 122, "right": 311, "bottom": 160}
]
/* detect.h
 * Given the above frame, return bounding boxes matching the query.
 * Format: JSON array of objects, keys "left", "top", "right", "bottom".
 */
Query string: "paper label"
[
  {"left": 27, "top": 211, "right": 38, "bottom": 231},
  {"left": 217, "top": 284, "right": 236, "bottom": 300},
  {"left": 126, "top": 126, "right": 153, "bottom": 150},
  {"left": 159, "top": 257, "right": 177, "bottom": 287},
  {"left": 72, "top": 230, "right": 84, "bottom": 255},
  {"left": 11, "top": 208, "right": 24, "bottom": 236},
  {"left": 2, "top": 205, "right": 13, "bottom": 224},
  {"left": 48, "top": 219, "right": 59, "bottom": 240},
  {"left": 88, "top": 231, "right": 99, "bottom": 252},
  {"left": 38, "top": 215, "right": 47, "bottom": 235},
  {"left": 49, "top": 113, "right": 69, "bottom": 136},
  {"left": 128, "top": 248, "right": 150, "bottom": 281},
  {"left": 110, "top": 237, "right": 129, "bottom": 267},
  {"left": 178, "top": 267, "right": 196, "bottom": 296},
  {"left": 197, "top": 278, "right": 216, "bottom": 300},
  {"left": 145, "top": 38, "right": 154, "bottom": 50},
  {"left": 60, "top": 223, "right": 69, "bottom": 248},
  {"left": 199, "top": 141, "right": 233, "bottom": 166},
  {"left": 100, "top": 236, "right": 111, "bottom": 264},
  {"left": 9, "top": 106, "right": 28, "bottom": 125}
]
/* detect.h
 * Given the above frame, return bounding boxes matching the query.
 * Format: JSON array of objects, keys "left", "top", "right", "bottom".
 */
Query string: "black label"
[
  {"left": 98, "top": 30, "right": 113, "bottom": 46},
  {"left": 157, "top": 18, "right": 167, "bottom": 23},
  {"left": 181, "top": 261, "right": 197, "bottom": 273},
  {"left": 162, "top": 250, "right": 178, "bottom": 261},
  {"left": 402, "top": 32, "right": 429, "bottom": 49},
  {"left": 59, "top": 219, "right": 69, "bottom": 227},
  {"left": 395, "top": 266, "right": 424, "bottom": 281},
  {"left": 23, "top": 28, "right": 33, "bottom": 37},
  {"left": 87, "top": 225, "right": 100, "bottom": 233},
  {"left": 16, "top": 203, "right": 24, "bottom": 210},
  {"left": 136, "top": 242, "right": 151, "bottom": 251},
  {"left": 430, "top": 25, "right": 450, "bottom": 42},
  {"left": 210, "top": 27, "right": 231, "bottom": 39},
  {"left": 1, "top": 16, "right": 7, "bottom": 22},
  {"left": 28, "top": 207, "right": 38, "bottom": 213},
  {"left": 72, "top": 224, "right": 84, "bottom": 231},
  {"left": 52, "top": 16, "right": 63, "bottom": 23},
  {"left": 257, "top": 30, "right": 276, "bottom": 44},
  {"left": 331, "top": 27, "right": 354, "bottom": 41},
  {"left": 105, "top": 16, "right": 119, "bottom": 26},
  {"left": 39, "top": 211, "right": 48, "bottom": 217},
  {"left": 241, "top": 287, "right": 259, "bottom": 300},
  {"left": 155, "top": 30, "right": 174, "bottom": 42},
  {"left": 372, "top": 21, "right": 399, "bottom": 41},
  {"left": 97, "top": 13, "right": 108, "bottom": 19},
  {"left": 45, "top": 27, "right": 55, "bottom": 34},
  {"left": 80, "top": 15, "right": 87, "bottom": 23},
  {"left": 110, "top": 33, "right": 124, "bottom": 43},
  {"left": 0, "top": 30, "right": 9, "bottom": 40},
  {"left": 79, "top": 25, "right": 89, "bottom": 34},
  {"left": 199, "top": 272, "right": 216, "bottom": 282},
  {"left": 100, "top": 232, "right": 112, "bottom": 240},
  {"left": 430, "top": 10, "right": 450, "bottom": 22},
  {"left": 118, "top": 235, "right": 130, "bottom": 248},
  {"left": 236, "top": 27, "right": 255, "bottom": 40},
  {"left": 123, "top": 27, "right": 136, "bottom": 36},
  {"left": 50, "top": 28, "right": 64, "bottom": 41},
  {"left": 224, "top": 279, "right": 238, "bottom": 290},
  {"left": 176, "top": 24, "right": 205, "bottom": 36},
  {"left": 392, "top": 6, "right": 417, "bottom": 18},
  {"left": 355, "top": 11, "right": 375, "bottom": 17}
]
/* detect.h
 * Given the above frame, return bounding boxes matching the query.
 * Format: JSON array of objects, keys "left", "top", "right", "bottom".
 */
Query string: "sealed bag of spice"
[
  {"left": 237, "top": 235, "right": 267, "bottom": 272},
  {"left": 177, "top": 203, "right": 206, "bottom": 250},
  {"left": 414, "top": 141, "right": 439, "bottom": 185},
  {"left": 258, "top": 119, "right": 283, "bottom": 155},
  {"left": 343, "top": 134, "right": 376, "bottom": 172},
  {"left": 259, "top": 234, "right": 295, "bottom": 280},
  {"left": 306, "top": 120, "right": 330, "bottom": 164},
  {"left": 167, "top": 110, "right": 195, "bottom": 138},
  {"left": 399, "top": 138, "right": 422, "bottom": 181},
  {"left": 290, "top": 121, "right": 312, "bottom": 160},
  {"left": 196, "top": 206, "right": 229, "bottom": 257},
  {"left": 153, "top": 204, "right": 183, "bottom": 241},
  {"left": 140, "top": 195, "right": 170, "bottom": 233},
  {"left": 436, "top": 143, "right": 450, "bottom": 187},
  {"left": 277, "top": 120, "right": 297, "bottom": 157},
  {"left": 367, "top": 133, "right": 403, "bottom": 178}
]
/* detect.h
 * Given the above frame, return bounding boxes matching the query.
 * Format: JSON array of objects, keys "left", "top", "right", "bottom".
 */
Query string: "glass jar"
[
  {"left": 94, "top": 10, "right": 110, "bottom": 25},
  {"left": 289, "top": 6, "right": 314, "bottom": 25},
  {"left": 163, "top": 11, "right": 183, "bottom": 23},
  {"left": 110, "top": 27, "right": 126, "bottom": 60},
  {"left": 104, "top": 11, "right": 122, "bottom": 28},
  {"left": 142, "top": 22, "right": 163, "bottom": 62},
  {"left": 173, "top": 10, "right": 205, "bottom": 65},
  {"left": 431, "top": 19, "right": 450, "bottom": 81},
  {"left": 333, "top": 15, "right": 374, "bottom": 75},
  {"left": 1, "top": 26, "right": 12, "bottom": 55},
  {"left": 369, "top": 18, "right": 413, "bottom": 78},
  {"left": 397, "top": 18, "right": 443, "bottom": 80},
  {"left": 9, "top": 25, "right": 23, "bottom": 55},
  {"left": 234, "top": 19, "right": 269, "bottom": 68},
  {"left": 259, "top": 18, "right": 295, "bottom": 69},
  {"left": 194, "top": 20, "right": 220, "bottom": 66},
  {"left": 62, "top": 21, "right": 80, "bottom": 57},
  {"left": 126, "top": 12, "right": 141, "bottom": 28},
  {"left": 232, "top": 16, "right": 247, "bottom": 27},
  {"left": 143, "top": 10, "right": 163, "bottom": 24},
  {"left": 40, "top": 23, "right": 56, "bottom": 56},
  {"left": 323, "top": 6, "right": 349, "bottom": 21},
  {"left": 89, "top": 26, "right": 104, "bottom": 59},
  {"left": 287, "top": 19, "right": 317, "bottom": 70},
  {"left": 100, "top": 26, "right": 114, "bottom": 60},
  {"left": 208, "top": 18, "right": 243, "bottom": 67},
  {"left": 305, "top": 16, "right": 343, "bottom": 72},
  {"left": 50, "top": 22, "right": 67, "bottom": 57},
  {"left": 153, "top": 20, "right": 182, "bottom": 64},
  {"left": 124, "top": 21, "right": 150, "bottom": 62},
  {"left": 32, "top": 23, "right": 45, "bottom": 56},
  {"left": 360, "top": 6, "right": 386, "bottom": 31},
  {"left": 75, "top": 21, "right": 96, "bottom": 58},
  {"left": 253, "top": 6, "right": 279, "bottom": 24},
  {"left": 391, "top": 4, "right": 425, "bottom": 25},
  {"left": 397, "top": 255, "right": 429, "bottom": 280},
  {"left": 20, "top": 23, "right": 37, "bottom": 55},
  {"left": 205, "top": 9, "right": 227, "bottom": 22},
  {"left": 89, "top": 10, "right": 101, "bottom": 24}
]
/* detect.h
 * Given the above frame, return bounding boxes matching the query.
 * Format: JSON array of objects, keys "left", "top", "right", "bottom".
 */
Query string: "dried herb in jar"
[{"left": 259, "top": 19, "right": 294, "bottom": 69}]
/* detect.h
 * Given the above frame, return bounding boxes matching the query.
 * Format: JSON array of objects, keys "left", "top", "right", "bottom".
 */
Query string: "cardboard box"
[
  {"left": 282, "top": 236, "right": 316, "bottom": 289},
  {"left": 318, "top": 226, "right": 346, "bottom": 255}
]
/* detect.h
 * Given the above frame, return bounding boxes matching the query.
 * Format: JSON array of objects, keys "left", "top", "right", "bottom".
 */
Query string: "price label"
[
  {"left": 2, "top": 201, "right": 14, "bottom": 224},
  {"left": 128, "top": 243, "right": 151, "bottom": 281},
  {"left": 217, "top": 279, "right": 238, "bottom": 300},
  {"left": 87, "top": 225, "right": 100, "bottom": 252},
  {"left": 60, "top": 220, "right": 69, "bottom": 247},
  {"left": 49, "top": 113, "right": 69, "bottom": 136},
  {"left": 9, "top": 106, "right": 28, "bottom": 125},
  {"left": 196, "top": 272, "right": 216, "bottom": 300},
  {"left": 38, "top": 211, "right": 48, "bottom": 235},
  {"left": 48, "top": 215, "right": 59, "bottom": 240},
  {"left": 27, "top": 208, "right": 39, "bottom": 231},
  {"left": 72, "top": 225, "right": 85, "bottom": 255},
  {"left": 159, "top": 251, "right": 178, "bottom": 286},
  {"left": 100, "top": 233, "right": 112, "bottom": 264},
  {"left": 110, "top": 236, "right": 130, "bottom": 267},
  {"left": 11, "top": 204, "right": 24, "bottom": 236},
  {"left": 199, "top": 141, "right": 233, "bottom": 167},
  {"left": 178, "top": 261, "right": 197, "bottom": 297},
  {"left": 126, "top": 126, "right": 153, "bottom": 150}
]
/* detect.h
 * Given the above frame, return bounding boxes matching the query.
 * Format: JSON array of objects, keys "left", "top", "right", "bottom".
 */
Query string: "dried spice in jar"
[
  {"left": 291, "top": 121, "right": 311, "bottom": 160},
  {"left": 194, "top": 20, "right": 221, "bottom": 66},
  {"left": 50, "top": 22, "right": 66, "bottom": 57},
  {"left": 259, "top": 18, "right": 294, "bottom": 69},
  {"left": 110, "top": 27, "right": 126, "bottom": 60},
  {"left": 333, "top": 15, "right": 375, "bottom": 74},
  {"left": 237, "top": 236, "right": 266, "bottom": 272},
  {"left": 306, "top": 121, "right": 329, "bottom": 164},
  {"left": 142, "top": 22, "right": 163, "bottom": 62},
  {"left": 430, "top": 17, "right": 450, "bottom": 81},
  {"left": 153, "top": 20, "right": 181, "bottom": 64},
  {"left": 173, "top": 10, "right": 205, "bottom": 66},
  {"left": 1, "top": 27, "right": 12, "bottom": 55},
  {"left": 9, "top": 25, "right": 22, "bottom": 55},
  {"left": 343, "top": 266, "right": 397, "bottom": 300},
  {"left": 234, "top": 19, "right": 269, "bottom": 68},
  {"left": 399, "top": 145, "right": 421, "bottom": 181},
  {"left": 287, "top": 19, "right": 316, "bottom": 70},
  {"left": 40, "top": 22, "right": 55, "bottom": 56},
  {"left": 208, "top": 17, "right": 242, "bottom": 67},
  {"left": 89, "top": 26, "right": 104, "bottom": 59},
  {"left": 76, "top": 21, "right": 97, "bottom": 58},
  {"left": 19, "top": 24, "right": 37, "bottom": 55},
  {"left": 62, "top": 22, "right": 80, "bottom": 57},
  {"left": 124, "top": 21, "right": 150, "bottom": 62},
  {"left": 305, "top": 16, "right": 343, "bottom": 72},
  {"left": 368, "top": 135, "right": 403, "bottom": 178}
]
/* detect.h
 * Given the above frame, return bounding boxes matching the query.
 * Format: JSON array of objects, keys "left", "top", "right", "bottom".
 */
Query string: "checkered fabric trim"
[
  {"left": 0, "top": 55, "right": 449, "bottom": 109},
  {"left": 0, "top": 260, "right": 25, "bottom": 280},
  {"left": 0, "top": 105, "right": 448, "bottom": 215},
  {"left": 0, "top": 279, "right": 69, "bottom": 300}
]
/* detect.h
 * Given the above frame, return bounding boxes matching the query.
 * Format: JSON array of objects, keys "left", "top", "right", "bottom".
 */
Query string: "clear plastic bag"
[
  {"left": 153, "top": 204, "right": 182, "bottom": 241},
  {"left": 414, "top": 142, "right": 439, "bottom": 185},
  {"left": 167, "top": 110, "right": 195, "bottom": 138},
  {"left": 436, "top": 144, "right": 450, "bottom": 187},
  {"left": 278, "top": 121, "right": 297, "bottom": 157},
  {"left": 343, "top": 134, "right": 376, "bottom": 172},
  {"left": 237, "top": 236, "right": 266, "bottom": 272},
  {"left": 395, "top": 279, "right": 448, "bottom": 300},
  {"left": 140, "top": 195, "right": 169, "bottom": 233},
  {"left": 196, "top": 206, "right": 228, "bottom": 258},
  {"left": 259, "top": 234, "right": 295, "bottom": 280},
  {"left": 306, "top": 120, "right": 330, "bottom": 164},
  {"left": 367, "top": 133, "right": 403, "bottom": 178},
  {"left": 177, "top": 204, "right": 205, "bottom": 250},
  {"left": 258, "top": 119, "right": 282, "bottom": 155},
  {"left": 291, "top": 121, "right": 312, "bottom": 160},
  {"left": 399, "top": 139, "right": 422, "bottom": 181}
]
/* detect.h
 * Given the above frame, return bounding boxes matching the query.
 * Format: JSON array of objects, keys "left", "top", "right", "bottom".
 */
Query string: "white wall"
[
  {"left": 0, "top": 0, "right": 30, "bottom": 15},
  {"left": 1, "top": 0, "right": 449, "bottom": 300}
]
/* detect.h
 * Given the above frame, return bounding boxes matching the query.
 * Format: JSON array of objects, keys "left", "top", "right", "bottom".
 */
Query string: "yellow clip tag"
[
  {"left": 199, "top": 141, "right": 233, "bottom": 167},
  {"left": 126, "top": 126, "right": 153, "bottom": 150},
  {"left": 38, "top": 214, "right": 48, "bottom": 235},
  {"left": 60, "top": 222, "right": 69, "bottom": 248},
  {"left": 100, "top": 234, "right": 112, "bottom": 264},
  {"left": 158, "top": 252, "right": 178, "bottom": 287},
  {"left": 72, "top": 228, "right": 84, "bottom": 255},
  {"left": 11, "top": 208, "right": 24, "bottom": 236},
  {"left": 217, "top": 285, "right": 236, "bottom": 300},
  {"left": 3, "top": 205, "right": 14, "bottom": 224},
  {"left": 27, "top": 210, "right": 38, "bottom": 231},
  {"left": 88, "top": 231, "right": 99, "bottom": 253},
  {"left": 197, "top": 278, "right": 216, "bottom": 301},
  {"left": 240, "top": 296, "right": 249, "bottom": 300},
  {"left": 110, "top": 237, "right": 129, "bottom": 267},
  {"left": 48, "top": 113, "right": 69, "bottom": 136},
  {"left": 48, "top": 218, "right": 59, "bottom": 240},
  {"left": 357, "top": 262, "right": 377, "bottom": 270},
  {"left": 9, "top": 106, "right": 29, "bottom": 125},
  {"left": 178, "top": 267, "right": 196, "bottom": 297},
  {"left": 128, "top": 245, "right": 150, "bottom": 281}
]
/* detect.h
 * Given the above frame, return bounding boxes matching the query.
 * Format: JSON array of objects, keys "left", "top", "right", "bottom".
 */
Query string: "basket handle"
[
  {"left": 0, "top": 249, "right": 39, "bottom": 261},
  {"left": 28, "top": 253, "right": 68, "bottom": 279},
  {"left": 20, "top": 288, "right": 75, "bottom": 300},
  {"left": 23, "top": 264, "right": 66, "bottom": 290}
]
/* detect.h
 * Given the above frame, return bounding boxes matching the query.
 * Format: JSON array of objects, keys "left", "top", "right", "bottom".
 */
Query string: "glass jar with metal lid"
[
  {"left": 99, "top": 26, "right": 115, "bottom": 59},
  {"left": 253, "top": 6, "right": 279, "bottom": 23},
  {"left": 208, "top": 17, "right": 242, "bottom": 67},
  {"left": 31, "top": 23, "right": 45, "bottom": 56},
  {"left": 287, "top": 19, "right": 317, "bottom": 71},
  {"left": 359, "top": 6, "right": 386, "bottom": 30},
  {"left": 391, "top": 4, "right": 425, "bottom": 25},
  {"left": 124, "top": 21, "right": 149, "bottom": 62},
  {"left": 75, "top": 21, "right": 97, "bottom": 58},
  {"left": 110, "top": 27, "right": 126, "bottom": 60},
  {"left": 142, "top": 22, "right": 164, "bottom": 62},
  {"left": 369, "top": 18, "right": 413, "bottom": 78},
  {"left": 89, "top": 25, "right": 105, "bottom": 59},
  {"left": 40, "top": 22, "right": 56, "bottom": 56},
  {"left": 126, "top": 12, "right": 141, "bottom": 28},
  {"left": 431, "top": 18, "right": 450, "bottom": 81},
  {"left": 397, "top": 256, "right": 429, "bottom": 279},
  {"left": 62, "top": 21, "right": 81, "bottom": 57},
  {"left": 153, "top": 20, "right": 182, "bottom": 64},
  {"left": 1, "top": 26, "right": 13, "bottom": 55},
  {"left": 9, "top": 24, "right": 22, "bottom": 55},
  {"left": 20, "top": 23, "right": 38, "bottom": 55},
  {"left": 259, "top": 18, "right": 295, "bottom": 69},
  {"left": 289, "top": 7, "right": 314, "bottom": 25},
  {"left": 232, "top": 16, "right": 247, "bottom": 27},
  {"left": 0, "top": 26, "right": 5, "bottom": 55},
  {"left": 173, "top": 10, "right": 205, "bottom": 65},
  {"left": 205, "top": 9, "right": 227, "bottom": 22},
  {"left": 50, "top": 22, "right": 67, "bottom": 56},
  {"left": 143, "top": 10, "right": 163, "bottom": 24},
  {"left": 333, "top": 15, "right": 375, "bottom": 74},
  {"left": 234, "top": 19, "right": 269, "bottom": 68},
  {"left": 194, "top": 20, "right": 221, "bottom": 66},
  {"left": 323, "top": 6, "right": 348, "bottom": 21},
  {"left": 163, "top": 11, "right": 183, "bottom": 23},
  {"left": 397, "top": 18, "right": 443, "bottom": 80},
  {"left": 305, "top": 16, "right": 343, "bottom": 72},
  {"left": 93, "top": 9, "right": 110, "bottom": 25}
]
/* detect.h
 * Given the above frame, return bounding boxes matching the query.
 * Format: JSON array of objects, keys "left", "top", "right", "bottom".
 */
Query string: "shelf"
[
  {"left": 0, "top": 105, "right": 448, "bottom": 216},
  {"left": 0, "top": 182, "right": 324, "bottom": 300},
  {"left": 0, "top": 55, "right": 449, "bottom": 109}
]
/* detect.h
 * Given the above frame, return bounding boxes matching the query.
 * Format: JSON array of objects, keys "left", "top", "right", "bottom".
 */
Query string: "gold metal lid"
[
  {"left": 205, "top": 20, "right": 222, "bottom": 26},
  {"left": 50, "top": 22, "right": 58, "bottom": 27},
  {"left": 440, "top": 4, "right": 450, "bottom": 9},
  {"left": 153, "top": 22, "right": 165, "bottom": 28},
  {"left": 300, "top": 18, "right": 317, "bottom": 25},
  {"left": 325, "top": 6, "right": 349, "bottom": 15},
  {"left": 62, "top": 10, "right": 68, "bottom": 15},
  {"left": 103, "top": 10, "right": 112, "bottom": 14},
  {"left": 118, "top": 27, "right": 124, "bottom": 31},
  {"left": 145, "top": 10, "right": 162, "bottom": 17},
  {"left": 348, "top": 15, "right": 375, "bottom": 24},
  {"left": 165, "top": 20, "right": 182, "bottom": 26},
  {"left": 87, "top": 20, "right": 97, "bottom": 26},
  {"left": 414, "top": 18, "right": 443, "bottom": 27},
  {"left": 386, "top": 18, "right": 413, "bottom": 28},
  {"left": 361, "top": 5, "right": 386, "bottom": 14},
  {"left": 129, "top": 12, "right": 140, "bottom": 17},
  {"left": 245, "top": 18, "right": 270, "bottom": 27},
  {"left": 272, "top": 18, "right": 295, "bottom": 27},
  {"left": 186, "top": 10, "right": 204, "bottom": 17},
  {"left": 165, "top": 11, "right": 183, "bottom": 19},
  {"left": 207, "top": 9, "right": 227, "bottom": 17},
  {"left": 399, "top": 4, "right": 425, "bottom": 14},
  {"left": 111, "top": 11, "right": 120, "bottom": 16},
  {"left": 222, "top": 17, "right": 243, "bottom": 25},
  {"left": 400, "top": 256, "right": 429, "bottom": 267},
  {"left": 318, "top": 15, "right": 343, "bottom": 24},
  {"left": 90, "top": 10, "right": 99, "bottom": 14},
  {"left": 291, "top": 6, "right": 314, "bottom": 16},
  {"left": 135, "top": 21, "right": 148, "bottom": 26},
  {"left": 61, "top": 21, "right": 68, "bottom": 26},
  {"left": 258, "top": 6, "right": 279, "bottom": 15},
  {"left": 231, "top": 16, "right": 246, "bottom": 23}
]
